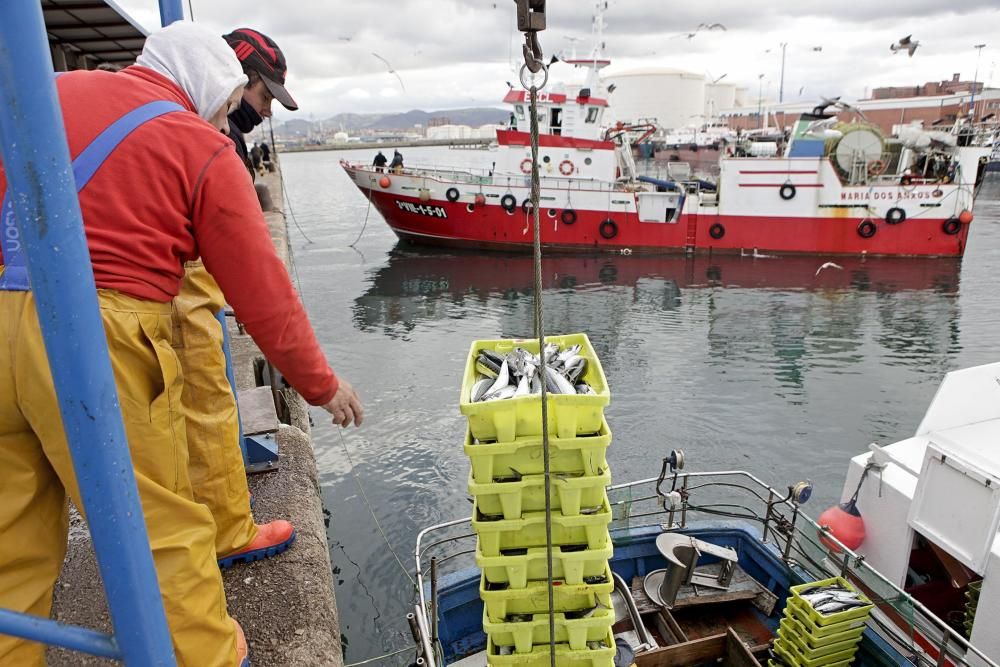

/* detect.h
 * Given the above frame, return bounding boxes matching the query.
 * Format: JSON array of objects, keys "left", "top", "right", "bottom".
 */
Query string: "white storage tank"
[
  {"left": 705, "top": 82, "right": 737, "bottom": 120},
  {"left": 602, "top": 67, "right": 705, "bottom": 130}
]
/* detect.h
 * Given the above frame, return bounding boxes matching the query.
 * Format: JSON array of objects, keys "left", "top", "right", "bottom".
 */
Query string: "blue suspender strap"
[{"left": 0, "top": 99, "right": 185, "bottom": 291}]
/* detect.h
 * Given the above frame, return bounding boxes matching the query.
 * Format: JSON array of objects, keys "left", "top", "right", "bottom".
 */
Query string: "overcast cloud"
[{"left": 114, "top": 0, "right": 1000, "bottom": 121}]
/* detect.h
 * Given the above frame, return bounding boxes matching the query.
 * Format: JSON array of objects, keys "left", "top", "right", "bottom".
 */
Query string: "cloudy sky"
[{"left": 115, "top": 0, "right": 1000, "bottom": 121}]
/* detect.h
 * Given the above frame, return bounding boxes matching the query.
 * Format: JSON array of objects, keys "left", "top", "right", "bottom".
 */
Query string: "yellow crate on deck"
[
  {"left": 772, "top": 637, "right": 857, "bottom": 667},
  {"left": 464, "top": 419, "right": 611, "bottom": 485},
  {"left": 486, "top": 628, "right": 616, "bottom": 666},
  {"left": 483, "top": 608, "right": 615, "bottom": 653},
  {"left": 783, "top": 600, "right": 867, "bottom": 640},
  {"left": 476, "top": 540, "right": 613, "bottom": 588},
  {"left": 472, "top": 495, "right": 612, "bottom": 557},
  {"left": 777, "top": 618, "right": 862, "bottom": 661},
  {"left": 468, "top": 468, "right": 611, "bottom": 520},
  {"left": 479, "top": 564, "right": 614, "bottom": 622},
  {"left": 788, "top": 577, "right": 874, "bottom": 627},
  {"left": 778, "top": 614, "right": 864, "bottom": 649},
  {"left": 460, "top": 334, "right": 610, "bottom": 443}
]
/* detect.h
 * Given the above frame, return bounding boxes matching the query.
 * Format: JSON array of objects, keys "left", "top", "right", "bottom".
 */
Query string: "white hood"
[{"left": 136, "top": 21, "right": 247, "bottom": 122}]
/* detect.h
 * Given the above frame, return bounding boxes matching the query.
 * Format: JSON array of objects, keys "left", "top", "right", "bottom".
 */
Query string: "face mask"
[{"left": 229, "top": 97, "right": 263, "bottom": 133}]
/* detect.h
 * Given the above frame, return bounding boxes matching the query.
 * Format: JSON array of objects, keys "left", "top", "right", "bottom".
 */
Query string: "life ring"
[
  {"left": 445, "top": 187, "right": 460, "bottom": 202},
  {"left": 942, "top": 217, "right": 962, "bottom": 235},
  {"left": 500, "top": 194, "right": 517, "bottom": 213},
  {"left": 521, "top": 198, "right": 534, "bottom": 214},
  {"left": 857, "top": 219, "right": 877, "bottom": 239},
  {"left": 867, "top": 159, "right": 887, "bottom": 176},
  {"left": 709, "top": 223, "right": 726, "bottom": 240},
  {"left": 561, "top": 209, "right": 578, "bottom": 225},
  {"left": 885, "top": 207, "right": 906, "bottom": 225},
  {"left": 779, "top": 183, "right": 796, "bottom": 200},
  {"left": 559, "top": 159, "right": 575, "bottom": 176},
  {"left": 599, "top": 219, "right": 618, "bottom": 239},
  {"left": 520, "top": 158, "right": 533, "bottom": 175}
]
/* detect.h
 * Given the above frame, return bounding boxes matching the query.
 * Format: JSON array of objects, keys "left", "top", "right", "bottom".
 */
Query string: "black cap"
[{"left": 224, "top": 28, "right": 298, "bottom": 111}]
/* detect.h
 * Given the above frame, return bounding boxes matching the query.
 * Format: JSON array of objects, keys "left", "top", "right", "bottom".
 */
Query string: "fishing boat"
[
  {"left": 340, "top": 4, "right": 989, "bottom": 258},
  {"left": 409, "top": 361, "right": 1000, "bottom": 666}
]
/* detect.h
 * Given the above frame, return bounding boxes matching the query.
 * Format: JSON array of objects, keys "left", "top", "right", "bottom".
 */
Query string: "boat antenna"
[{"left": 513, "top": 2, "right": 556, "bottom": 665}]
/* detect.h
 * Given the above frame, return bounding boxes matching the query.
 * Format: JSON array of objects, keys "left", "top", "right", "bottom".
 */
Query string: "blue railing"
[{"left": 0, "top": 0, "right": 185, "bottom": 663}]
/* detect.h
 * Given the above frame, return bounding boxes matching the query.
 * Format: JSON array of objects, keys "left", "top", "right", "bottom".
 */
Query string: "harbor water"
[{"left": 280, "top": 146, "right": 1000, "bottom": 664}]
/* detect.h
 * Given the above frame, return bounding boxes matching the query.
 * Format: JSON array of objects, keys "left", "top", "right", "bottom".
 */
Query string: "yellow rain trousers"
[
  {"left": 0, "top": 289, "right": 236, "bottom": 667},
  {"left": 172, "top": 261, "right": 257, "bottom": 556}
]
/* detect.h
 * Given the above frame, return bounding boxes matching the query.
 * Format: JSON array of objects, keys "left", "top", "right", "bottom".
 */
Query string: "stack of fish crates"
[
  {"left": 460, "top": 334, "right": 616, "bottom": 665},
  {"left": 771, "top": 577, "right": 874, "bottom": 667}
]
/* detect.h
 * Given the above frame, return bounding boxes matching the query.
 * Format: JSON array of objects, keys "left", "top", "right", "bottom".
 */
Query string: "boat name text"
[
  {"left": 2, "top": 206, "right": 19, "bottom": 253},
  {"left": 396, "top": 200, "right": 448, "bottom": 219},
  {"left": 840, "top": 190, "right": 938, "bottom": 202}
]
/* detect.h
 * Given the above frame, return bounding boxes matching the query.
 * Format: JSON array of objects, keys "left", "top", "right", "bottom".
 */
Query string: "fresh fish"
[
  {"left": 564, "top": 600, "right": 607, "bottom": 619},
  {"left": 481, "top": 349, "right": 505, "bottom": 366},
  {"left": 556, "top": 344, "right": 581, "bottom": 364},
  {"left": 542, "top": 342, "right": 559, "bottom": 364},
  {"left": 530, "top": 374, "right": 542, "bottom": 394},
  {"left": 505, "top": 613, "right": 533, "bottom": 623},
  {"left": 498, "top": 645, "right": 514, "bottom": 655},
  {"left": 485, "top": 385, "right": 516, "bottom": 401},
  {"left": 583, "top": 574, "right": 609, "bottom": 585},
  {"left": 470, "top": 377, "right": 493, "bottom": 402},
  {"left": 563, "top": 356, "right": 587, "bottom": 384},
  {"left": 476, "top": 353, "right": 501, "bottom": 378},
  {"left": 815, "top": 598, "right": 867, "bottom": 614},
  {"left": 576, "top": 383, "right": 595, "bottom": 395},
  {"left": 514, "top": 374, "right": 530, "bottom": 396},
  {"left": 483, "top": 359, "right": 510, "bottom": 399},
  {"left": 546, "top": 366, "right": 577, "bottom": 395},
  {"left": 580, "top": 505, "right": 601, "bottom": 515}
]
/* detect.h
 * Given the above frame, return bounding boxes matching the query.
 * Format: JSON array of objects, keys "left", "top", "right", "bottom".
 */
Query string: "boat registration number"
[{"left": 396, "top": 200, "right": 448, "bottom": 219}]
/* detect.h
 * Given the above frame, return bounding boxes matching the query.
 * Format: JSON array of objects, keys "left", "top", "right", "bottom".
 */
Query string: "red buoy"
[
  {"left": 474, "top": 193, "right": 487, "bottom": 206},
  {"left": 379, "top": 176, "right": 391, "bottom": 188},
  {"left": 959, "top": 209, "right": 974, "bottom": 225},
  {"left": 818, "top": 499, "right": 866, "bottom": 551}
]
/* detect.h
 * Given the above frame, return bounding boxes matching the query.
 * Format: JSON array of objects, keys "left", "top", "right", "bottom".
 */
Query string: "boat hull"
[{"left": 344, "top": 164, "right": 972, "bottom": 257}]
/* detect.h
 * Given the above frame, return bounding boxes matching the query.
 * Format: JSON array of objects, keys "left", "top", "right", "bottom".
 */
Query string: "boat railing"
[{"left": 413, "top": 468, "right": 997, "bottom": 667}]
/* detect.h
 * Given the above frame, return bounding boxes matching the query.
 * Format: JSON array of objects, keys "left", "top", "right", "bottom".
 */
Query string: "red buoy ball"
[
  {"left": 475, "top": 193, "right": 487, "bottom": 206},
  {"left": 379, "top": 176, "right": 391, "bottom": 188},
  {"left": 959, "top": 209, "right": 974, "bottom": 225},
  {"left": 818, "top": 500, "right": 866, "bottom": 552}
]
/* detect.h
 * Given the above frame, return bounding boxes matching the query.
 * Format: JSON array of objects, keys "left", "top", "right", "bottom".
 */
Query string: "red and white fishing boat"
[{"left": 341, "top": 6, "right": 988, "bottom": 258}]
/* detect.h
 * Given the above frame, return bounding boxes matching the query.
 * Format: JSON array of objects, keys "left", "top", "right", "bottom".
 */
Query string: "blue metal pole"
[
  {"left": 157, "top": 0, "right": 184, "bottom": 26},
  {"left": 0, "top": 609, "right": 120, "bottom": 660},
  {"left": 0, "top": 2, "right": 174, "bottom": 665}
]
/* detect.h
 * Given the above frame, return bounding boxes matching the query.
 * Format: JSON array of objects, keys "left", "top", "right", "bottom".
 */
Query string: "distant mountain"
[{"left": 276, "top": 107, "right": 508, "bottom": 136}]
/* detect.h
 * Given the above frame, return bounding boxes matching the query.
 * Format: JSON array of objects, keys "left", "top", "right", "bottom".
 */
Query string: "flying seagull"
[
  {"left": 890, "top": 35, "right": 920, "bottom": 57},
  {"left": 815, "top": 262, "right": 844, "bottom": 276},
  {"left": 372, "top": 52, "right": 406, "bottom": 92}
]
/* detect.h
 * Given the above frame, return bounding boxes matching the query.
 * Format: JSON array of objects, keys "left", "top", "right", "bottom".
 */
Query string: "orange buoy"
[
  {"left": 379, "top": 176, "right": 391, "bottom": 188},
  {"left": 818, "top": 499, "right": 866, "bottom": 552},
  {"left": 959, "top": 209, "right": 974, "bottom": 225},
  {"left": 419, "top": 188, "right": 431, "bottom": 202},
  {"left": 474, "top": 193, "right": 487, "bottom": 206}
]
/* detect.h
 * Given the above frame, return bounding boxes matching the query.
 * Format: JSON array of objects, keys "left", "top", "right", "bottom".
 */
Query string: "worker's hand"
[{"left": 321, "top": 380, "right": 364, "bottom": 427}]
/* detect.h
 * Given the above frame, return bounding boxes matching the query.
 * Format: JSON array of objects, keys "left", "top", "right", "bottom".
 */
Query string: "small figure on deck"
[
  {"left": 389, "top": 149, "right": 404, "bottom": 173},
  {"left": 373, "top": 150, "right": 388, "bottom": 172},
  {"left": 260, "top": 141, "right": 273, "bottom": 172},
  {"left": 249, "top": 142, "right": 263, "bottom": 174}
]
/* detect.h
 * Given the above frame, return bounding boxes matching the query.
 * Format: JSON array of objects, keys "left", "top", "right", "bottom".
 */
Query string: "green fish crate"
[
  {"left": 471, "top": 495, "right": 612, "bottom": 557},
  {"left": 460, "top": 334, "right": 610, "bottom": 443},
  {"left": 778, "top": 614, "right": 864, "bottom": 650},
  {"left": 788, "top": 576, "right": 874, "bottom": 626},
  {"left": 483, "top": 608, "right": 615, "bottom": 653},
  {"left": 783, "top": 599, "right": 868, "bottom": 640},
  {"left": 777, "top": 618, "right": 862, "bottom": 661},
  {"left": 479, "top": 565, "right": 614, "bottom": 622},
  {"left": 476, "top": 540, "right": 613, "bottom": 588},
  {"left": 772, "top": 636, "right": 857, "bottom": 667},
  {"left": 468, "top": 468, "right": 612, "bottom": 520},
  {"left": 486, "top": 628, "right": 616, "bottom": 666},
  {"left": 464, "top": 419, "right": 611, "bottom": 485}
]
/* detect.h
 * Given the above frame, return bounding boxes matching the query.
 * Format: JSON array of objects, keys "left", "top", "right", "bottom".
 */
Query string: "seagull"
[
  {"left": 372, "top": 52, "right": 406, "bottom": 92},
  {"left": 890, "top": 35, "right": 920, "bottom": 57},
  {"left": 671, "top": 22, "right": 727, "bottom": 40},
  {"left": 815, "top": 262, "right": 844, "bottom": 276},
  {"left": 811, "top": 45, "right": 823, "bottom": 52}
]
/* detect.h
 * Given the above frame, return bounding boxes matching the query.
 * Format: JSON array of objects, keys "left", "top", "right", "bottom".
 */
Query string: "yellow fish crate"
[
  {"left": 460, "top": 334, "right": 610, "bottom": 443},
  {"left": 476, "top": 541, "right": 613, "bottom": 589},
  {"left": 468, "top": 467, "right": 611, "bottom": 520},
  {"left": 483, "top": 608, "right": 615, "bottom": 654},
  {"left": 486, "top": 629, "right": 616, "bottom": 666},
  {"left": 479, "top": 564, "right": 614, "bottom": 622},
  {"left": 471, "top": 495, "right": 612, "bottom": 557},
  {"left": 464, "top": 419, "right": 611, "bottom": 485}
]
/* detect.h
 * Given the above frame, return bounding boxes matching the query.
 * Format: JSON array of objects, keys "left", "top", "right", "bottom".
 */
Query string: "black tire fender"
[
  {"left": 599, "top": 219, "right": 618, "bottom": 239},
  {"left": 445, "top": 187, "right": 460, "bottom": 202},
  {"left": 500, "top": 194, "right": 517, "bottom": 212},
  {"left": 857, "top": 219, "right": 877, "bottom": 239},
  {"left": 709, "top": 223, "right": 725, "bottom": 240},
  {"left": 561, "top": 209, "right": 578, "bottom": 225},
  {"left": 942, "top": 217, "right": 961, "bottom": 235},
  {"left": 779, "top": 183, "right": 796, "bottom": 200},
  {"left": 885, "top": 207, "right": 906, "bottom": 225}
]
